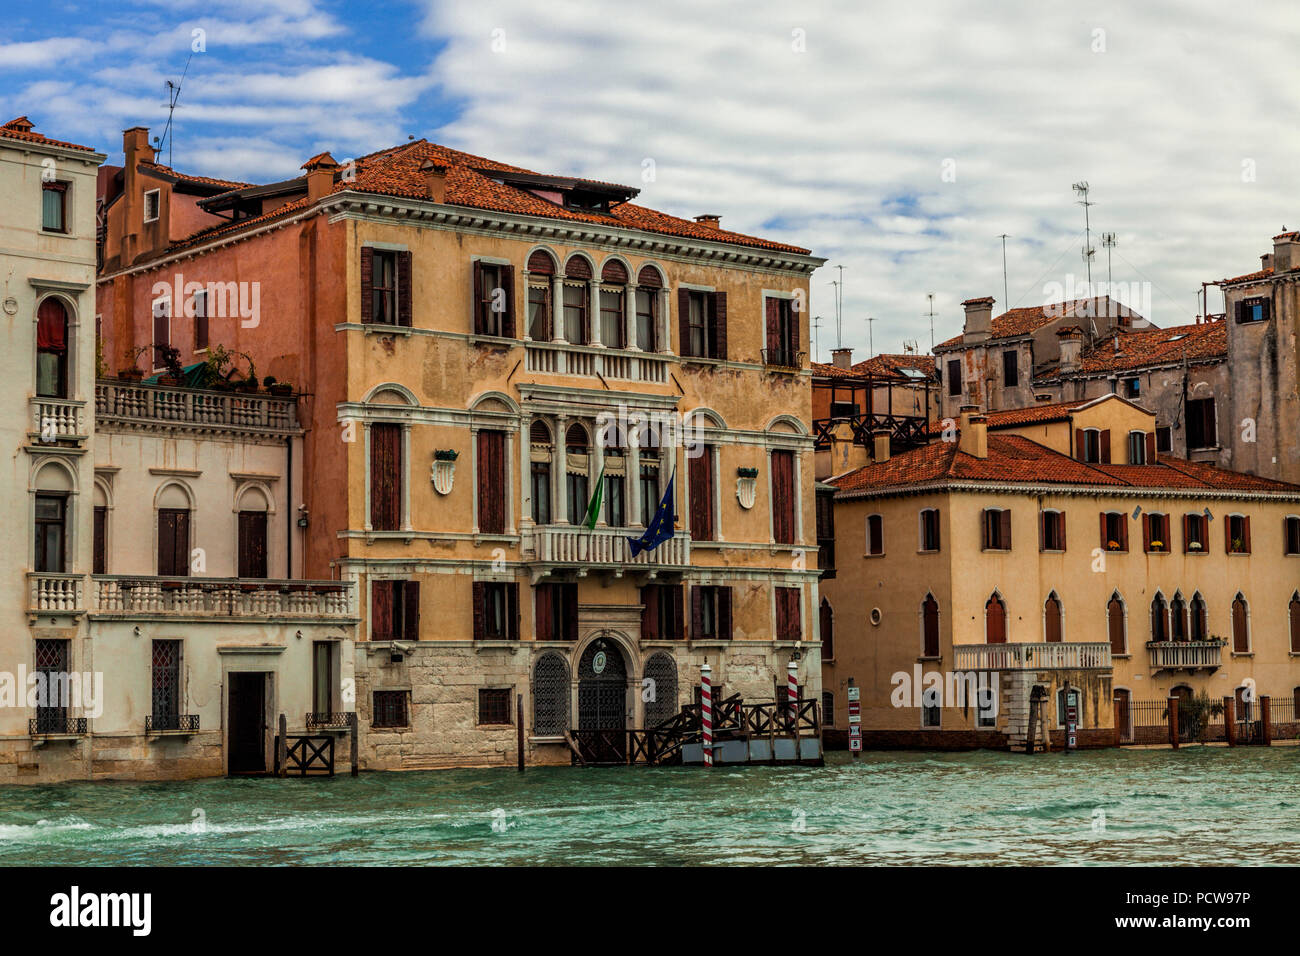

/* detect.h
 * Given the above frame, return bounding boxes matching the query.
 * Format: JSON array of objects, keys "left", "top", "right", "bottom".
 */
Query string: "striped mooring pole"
[
  {"left": 787, "top": 659, "right": 799, "bottom": 724},
  {"left": 701, "top": 661, "right": 713, "bottom": 767}
]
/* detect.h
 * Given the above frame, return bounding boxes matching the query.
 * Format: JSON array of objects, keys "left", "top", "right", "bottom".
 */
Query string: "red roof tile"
[
  {"left": 925, "top": 399, "right": 1087, "bottom": 434},
  {"left": 1218, "top": 267, "right": 1275, "bottom": 285},
  {"left": 0, "top": 116, "right": 97, "bottom": 153},
  {"left": 1038, "top": 321, "right": 1226, "bottom": 378},
  {"left": 936, "top": 297, "right": 1140, "bottom": 349},
  {"left": 139, "top": 160, "right": 251, "bottom": 191},
  {"left": 852, "top": 353, "right": 937, "bottom": 378}
]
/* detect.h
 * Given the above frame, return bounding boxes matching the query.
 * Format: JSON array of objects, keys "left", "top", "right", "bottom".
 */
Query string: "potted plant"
[
  {"left": 156, "top": 345, "right": 186, "bottom": 386},
  {"left": 118, "top": 345, "right": 149, "bottom": 381},
  {"left": 1106, "top": 539, "right": 1121, "bottom": 551},
  {"left": 268, "top": 379, "right": 294, "bottom": 397}
]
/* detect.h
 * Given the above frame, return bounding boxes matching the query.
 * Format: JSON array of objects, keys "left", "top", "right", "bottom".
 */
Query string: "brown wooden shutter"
[
  {"left": 360, "top": 247, "right": 374, "bottom": 324},
  {"left": 712, "top": 291, "right": 727, "bottom": 359},
  {"left": 1045, "top": 597, "right": 1062, "bottom": 643},
  {"left": 93, "top": 506, "right": 106, "bottom": 575},
  {"left": 372, "top": 580, "right": 393, "bottom": 640},
  {"left": 1232, "top": 599, "right": 1248, "bottom": 652},
  {"left": 986, "top": 597, "right": 1006, "bottom": 643},
  {"left": 819, "top": 599, "right": 833, "bottom": 658},
  {"left": 983, "top": 510, "right": 992, "bottom": 550},
  {"left": 1038, "top": 512, "right": 1045, "bottom": 551},
  {"left": 670, "top": 585, "right": 684, "bottom": 639},
  {"left": 1182, "top": 514, "right": 1191, "bottom": 551},
  {"left": 477, "top": 430, "right": 506, "bottom": 535},
  {"left": 641, "top": 585, "right": 659, "bottom": 641},
  {"left": 404, "top": 581, "right": 421, "bottom": 641},
  {"left": 1120, "top": 515, "right": 1128, "bottom": 551},
  {"left": 369, "top": 423, "right": 402, "bottom": 530},
  {"left": 678, "top": 288, "right": 690, "bottom": 356},
  {"left": 1074, "top": 428, "right": 1084, "bottom": 460},
  {"left": 1058, "top": 513, "right": 1066, "bottom": 551},
  {"left": 788, "top": 589, "right": 803, "bottom": 640},
  {"left": 765, "top": 297, "right": 780, "bottom": 358},
  {"left": 238, "top": 511, "right": 268, "bottom": 578},
  {"left": 1146, "top": 431, "right": 1156, "bottom": 462},
  {"left": 772, "top": 450, "right": 795, "bottom": 544},
  {"left": 1142, "top": 514, "right": 1151, "bottom": 552},
  {"left": 923, "top": 599, "right": 939, "bottom": 657},
  {"left": 397, "top": 250, "right": 412, "bottom": 327},
  {"left": 999, "top": 509, "right": 1011, "bottom": 550},
  {"left": 1243, "top": 516, "right": 1252, "bottom": 553},
  {"left": 690, "top": 586, "right": 703, "bottom": 640},
  {"left": 1108, "top": 600, "right": 1125, "bottom": 655},
  {"left": 472, "top": 581, "right": 485, "bottom": 641},
  {"left": 1099, "top": 512, "right": 1107, "bottom": 551},
  {"left": 563, "top": 583, "right": 578, "bottom": 642},
  {"left": 506, "top": 583, "right": 519, "bottom": 640},
  {"left": 719, "top": 586, "right": 733, "bottom": 640},
  {"left": 1099, "top": 429, "right": 1111, "bottom": 463},
  {"left": 501, "top": 264, "right": 515, "bottom": 338},
  {"left": 158, "top": 509, "right": 190, "bottom": 576},
  {"left": 1225, "top": 515, "right": 1232, "bottom": 554},
  {"left": 689, "top": 449, "right": 713, "bottom": 541},
  {"left": 472, "top": 260, "right": 484, "bottom": 333},
  {"left": 1290, "top": 598, "right": 1300, "bottom": 654},
  {"left": 535, "top": 584, "right": 553, "bottom": 641}
]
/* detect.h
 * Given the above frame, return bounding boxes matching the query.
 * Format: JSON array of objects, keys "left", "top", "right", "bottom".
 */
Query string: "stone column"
[
  {"left": 519, "top": 411, "right": 532, "bottom": 526},
  {"left": 589, "top": 280, "right": 603, "bottom": 348},
  {"left": 553, "top": 414, "right": 567, "bottom": 524},
  {"left": 552, "top": 276, "right": 565, "bottom": 344},
  {"left": 658, "top": 288, "right": 672, "bottom": 354},
  {"left": 592, "top": 421, "right": 605, "bottom": 528},
  {"left": 521, "top": 270, "right": 532, "bottom": 342},
  {"left": 625, "top": 284, "right": 637, "bottom": 351},
  {"left": 628, "top": 430, "right": 642, "bottom": 529}
]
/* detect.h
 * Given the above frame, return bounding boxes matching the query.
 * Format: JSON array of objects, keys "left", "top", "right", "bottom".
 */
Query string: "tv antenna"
[
  {"left": 1073, "top": 181, "right": 1095, "bottom": 286},
  {"left": 925, "top": 293, "right": 936, "bottom": 352},
  {"left": 866, "top": 316, "right": 876, "bottom": 357},
  {"left": 156, "top": 52, "right": 194, "bottom": 168},
  {"left": 996, "top": 234, "right": 1011, "bottom": 307},
  {"left": 1101, "top": 232, "right": 1118, "bottom": 288},
  {"left": 812, "top": 315, "right": 823, "bottom": 363},
  {"left": 835, "top": 264, "right": 846, "bottom": 347}
]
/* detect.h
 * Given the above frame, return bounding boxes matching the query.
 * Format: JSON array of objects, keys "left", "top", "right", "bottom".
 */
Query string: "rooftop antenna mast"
[
  {"left": 1101, "top": 232, "right": 1117, "bottom": 289},
  {"left": 812, "top": 315, "right": 823, "bottom": 363},
  {"left": 926, "top": 293, "right": 936, "bottom": 352},
  {"left": 157, "top": 52, "right": 194, "bottom": 168},
  {"left": 866, "top": 316, "right": 876, "bottom": 358},
  {"left": 996, "top": 234, "right": 1011, "bottom": 307},
  {"left": 1073, "top": 181, "right": 1095, "bottom": 287},
  {"left": 836, "top": 264, "right": 846, "bottom": 348}
]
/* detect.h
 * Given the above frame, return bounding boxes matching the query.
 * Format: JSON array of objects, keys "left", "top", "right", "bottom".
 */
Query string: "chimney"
[
  {"left": 421, "top": 161, "right": 448, "bottom": 203},
  {"left": 693, "top": 214, "right": 721, "bottom": 230},
  {"left": 1273, "top": 230, "right": 1298, "bottom": 272},
  {"left": 872, "top": 429, "right": 891, "bottom": 463},
  {"left": 120, "top": 126, "right": 154, "bottom": 263},
  {"left": 957, "top": 405, "right": 987, "bottom": 459},
  {"left": 831, "top": 347, "right": 853, "bottom": 369},
  {"left": 1057, "top": 326, "right": 1083, "bottom": 373},
  {"left": 961, "top": 297, "right": 994, "bottom": 343},
  {"left": 1261, "top": 253, "right": 1274, "bottom": 272},
  {"left": 301, "top": 152, "right": 340, "bottom": 202}
]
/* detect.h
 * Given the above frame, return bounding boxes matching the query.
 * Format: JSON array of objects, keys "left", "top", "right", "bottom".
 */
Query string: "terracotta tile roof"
[
  {"left": 852, "top": 353, "right": 937, "bottom": 378},
  {"left": 167, "top": 138, "right": 810, "bottom": 256},
  {"left": 138, "top": 160, "right": 251, "bottom": 190},
  {"left": 1218, "top": 267, "right": 1274, "bottom": 285},
  {"left": 810, "top": 361, "right": 861, "bottom": 379},
  {"left": 936, "top": 297, "right": 1138, "bottom": 349},
  {"left": 0, "top": 116, "right": 97, "bottom": 153},
  {"left": 831, "top": 435, "right": 1300, "bottom": 496},
  {"left": 1038, "top": 321, "right": 1227, "bottom": 378},
  {"left": 925, "top": 399, "right": 1087, "bottom": 434}
]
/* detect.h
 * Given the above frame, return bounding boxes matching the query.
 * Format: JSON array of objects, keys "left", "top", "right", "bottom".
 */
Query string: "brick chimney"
[
  {"left": 120, "top": 126, "right": 155, "bottom": 263},
  {"left": 872, "top": 429, "right": 891, "bottom": 463},
  {"left": 1057, "top": 326, "right": 1083, "bottom": 373},
  {"left": 301, "top": 151, "right": 340, "bottom": 202},
  {"left": 962, "top": 297, "right": 994, "bottom": 343},
  {"left": 693, "top": 214, "right": 721, "bottom": 230},
  {"left": 421, "top": 161, "right": 448, "bottom": 203},
  {"left": 1273, "top": 230, "right": 1299, "bottom": 272},
  {"left": 957, "top": 405, "right": 988, "bottom": 459},
  {"left": 831, "top": 347, "right": 853, "bottom": 369}
]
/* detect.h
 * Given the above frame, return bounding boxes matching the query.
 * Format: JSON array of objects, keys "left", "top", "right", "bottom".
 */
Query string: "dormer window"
[{"left": 143, "top": 188, "right": 160, "bottom": 223}]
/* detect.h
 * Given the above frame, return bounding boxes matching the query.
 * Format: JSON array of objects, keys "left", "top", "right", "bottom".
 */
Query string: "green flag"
[{"left": 582, "top": 465, "right": 605, "bottom": 530}]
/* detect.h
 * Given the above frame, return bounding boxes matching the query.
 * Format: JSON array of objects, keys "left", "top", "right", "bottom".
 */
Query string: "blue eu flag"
[{"left": 628, "top": 472, "right": 676, "bottom": 558}]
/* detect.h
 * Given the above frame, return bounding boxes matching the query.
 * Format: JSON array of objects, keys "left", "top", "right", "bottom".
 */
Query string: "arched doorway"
[
  {"left": 643, "top": 652, "right": 678, "bottom": 727},
  {"left": 578, "top": 637, "right": 628, "bottom": 731}
]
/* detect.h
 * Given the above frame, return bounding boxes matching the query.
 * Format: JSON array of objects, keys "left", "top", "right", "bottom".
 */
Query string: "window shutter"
[
  {"left": 999, "top": 509, "right": 1011, "bottom": 549},
  {"left": 1234, "top": 300, "right": 1245, "bottom": 323},
  {"left": 563, "top": 583, "right": 579, "bottom": 642},
  {"left": 1225, "top": 515, "right": 1232, "bottom": 554},
  {"left": 1146, "top": 431, "right": 1156, "bottom": 462},
  {"left": 1142, "top": 514, "right": 1151, "bottom": 552},
  {"left": 1099, "top": 513, "right": 1107, "bottom": 550},
  {"left": 765, "top": 297, "right": 780, "bottom": 357},
  {"left": 535, "top": 584, "right": 553, "bottom": 641},
  {"left": 506, "top": 583, "right": 519, "bottom": 640},
  {"left": 372, "top": 581, "right": 393, "bottom": 640},
  {"left": 1099, "top": 429, "right": 1111, "bottom": 463},
  {"left": 1108, "top": 601, "right": 1125, "bottom": 655},
  {"left": 1261, "top": 299, "right": 1271, "bottom": 322},
  {"left": 1074, "top": 428, "right": 1084, "bottom": 460},
  {"left": 1182, "top": 514, "right": 1191, "bottom": 551},
  {"left": 677, "top": 288, "right": 690, "bottom": 356},
  {"left": 360, "top": 247, "right": 373, "bottom": 324},
  {"left": 771, "top": 451, "right": 795, "bottom": 544},
  {"left": 670, "top": 585, "right": 684, "bottom": 639},
  {"left": 1058, "top": 513, "right": 1066, "bottom": 551},
  {"left": 1243, "top": 516, "right": 1252, "bottom": 552},
  {"left": 472, "top": 260, "right": 484, "bottom": 334},
  {"left": 501, "top": 265, "right": 515, "bottom": 338},
  {"left": 369, "top": 423, "right": 402, "bottom": 531},
  {"left": 641, "top": 585, "right": 660, "bottom": 641},
  {"left": 1290, "top": 599, "right": 1300, "bottom": 654},
  {"left": 1233, "top": 601, "right": 1248, "bottom": 652},
  {"left": 404, "top": 581, "right": 421, "bottom": 641},
  {"left": 397, "top": 250, "right": 412, "bottom": 327},
  {"left": 1120, "top": 515, "right": 1128, "bottom": 551},
  {"left": 689, "top": 449, "right": 713, "bottom": 541},
  {"left": 477, "top": 430, "right": 506, "bottom": 535},
  {"left": 690, "top": 586, "right": 703, "bottom": 641},
  {"left": 93, "top": 506, "right": 106, "bottom": 575},
  {"left": 712, "top": 291, "right": 727, "bottom": 359},
  {"left": 719, "top": 587, "right": 733, "bottom": 640},
  {"left": 158, "top": 510, "right": 175, "bottom": 575},
  {"left": 472, "top": 581, "right": 485, "bottom": 641},
  {"left": 984, "top": 510, "right": 993, "bottom": 550},
  {"left": 1038, "top": 512, "right": 1045, "bottom": 551}
]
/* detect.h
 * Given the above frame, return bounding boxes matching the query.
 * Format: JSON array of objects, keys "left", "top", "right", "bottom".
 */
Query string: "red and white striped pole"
[
  {"left": 787, "top": 659, "right": 799, "bottom": 726},
  {"left": 701, "top": 661, "right": 713, "bottom": 767}
]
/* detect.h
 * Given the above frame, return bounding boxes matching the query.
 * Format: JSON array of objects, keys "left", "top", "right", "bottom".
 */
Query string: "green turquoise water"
[{"left": 1, "top": 748, "right": 1297, "bottom": 865}]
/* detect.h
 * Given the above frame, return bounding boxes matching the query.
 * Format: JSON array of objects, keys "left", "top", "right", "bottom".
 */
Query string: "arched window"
[
  {"left": 236, "top": 485, "right": 269, "bottom": 579},
  {"left": 1150, "top": 592, "right": 1168, "bottom": 641},
  {"left": 1170, "top": 591, "right": 1187, "bottom": 641},
  {"left": 1190, "top": 592, "right": 1208, "bottom": 642},
  {"left": 34, "top": 461, "right": 73, "bottom": 573},
  {"left": 36, "top": 298, "right": 69, "bottom": 398},
  {"left": 1107, "top": 592, "right": 1126, "bottom": 655},
  {"left": 526, "top": 250, "right": 556, "bottom": 340},
  {"left": 1114, "top": 686, "right": 1132, "bottom": 742},
  {"left": 634, "top": 264, "right": 663, "bottom": 351},
  {"left": 156, "top": 481, "right": 193, "bottom": 577},
  {"left": 1290, "top": 592, "right": 1300, "bottom": 654},
  {"left": 561, "top": 256, "right": 591, "bottom": 344},
  {"left": 1232, "top": 593, "right": 1249, "bottom": 653},
  {"left": 565, "top": 423, "right": 589, "bottom": 453},
  {"left": 565, "top": 424, "right": 590, "bottom": 524},
  {"left": 1044, "top": 592, "right": 1062, "bottom": 643},
  {"left": 532, "top": 653, "right": 569, "bottom": 735},
  {"left": 819, "top": 598, "right": 834, "bottom": 660},
  {"left": 922, "top": 593, "right": 940, "bottom": 657},
  {"left": 985, "top": 593, "right": 1006, "bottom": 644},
  {"left": 643, "top": 652, "right": 678, "bottom": 727},
  {"left": 530, "top": 420, "right": 553, "bottom": 524},
  {"left": 599, "top": 260, "right": 627, "bottom": 348}
]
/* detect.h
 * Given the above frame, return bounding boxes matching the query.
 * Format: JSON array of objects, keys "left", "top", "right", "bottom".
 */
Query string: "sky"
[{"left": 3, "top": 0, "right": 1298, "bottom": 358}]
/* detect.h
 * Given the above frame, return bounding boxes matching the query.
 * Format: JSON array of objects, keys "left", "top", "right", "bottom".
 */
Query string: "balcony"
[
  {"left": 29, "top": 397, "right": 87, "bottom": 443},
  {"left": 1147, "top": 640, "right": 1224, "bottom": 672},
  {"left": 953, "top": 642, "right": 1112, "bottom": 671},
  {"left": 95, "top": 380, "right": 299, "bottom": 437},
  {"left": 146, "top": 714, "right": 200, "bottom": 735},
  {"left": 29, "top": 716, "right": 87, "bottom": 738},
  {"left": 524, "top": 341, "right": 670, "bottom": 384},
  {"left": 529, "top": 525, "right": 690, "bottom": 569},
  {"left": 28, "top": 572, "right": 85, "bottom": 615},
  {"left": 93, "top": 576, "right": 356, "bottom": 621},
  {"left": 761, "top": 348, "right": 807, "bottom": 373}
]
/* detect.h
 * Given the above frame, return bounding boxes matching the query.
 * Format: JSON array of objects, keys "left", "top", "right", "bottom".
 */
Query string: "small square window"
[
  {"left": 143, "top": 189, "right": 160, "bottom": 224},
  {"left": 372, "top": 690, "right": 409, "bottom": 729},
  {"left": 477, "top": 688, "right": 512, "bottom": 725}
]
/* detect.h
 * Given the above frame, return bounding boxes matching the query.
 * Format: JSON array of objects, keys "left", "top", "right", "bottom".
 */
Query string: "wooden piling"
[
  {"left": 1223, "top": 696, "right": 1236, "bottom": 746},
  {"left": 350, "top": 712, "right": 359, "bottom": 776},
  {"left": 517, "top": 694, "right": 526, "bottom": 772},
  {"left": 1167, "top": 696, "right": 1179, "bottom": 749},
  {"left": 1261, "top": 696, "right": 1272, "bottom": 746},
  {"left": 277, "top": 713, "right": 287, "bottom": 777}
]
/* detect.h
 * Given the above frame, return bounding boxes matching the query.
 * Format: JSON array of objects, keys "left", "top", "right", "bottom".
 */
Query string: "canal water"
[{"left": 1, "top": 748, "right": 1297, "bottom": 865}]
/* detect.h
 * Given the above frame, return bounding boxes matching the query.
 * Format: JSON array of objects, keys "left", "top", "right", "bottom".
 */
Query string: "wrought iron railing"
[
  {"left": 29, "top": 716, "right": 87, "bottom": 736},
  {"left": 305, "top": 712, "right": 356, "bottom": 731},
  {"left": 812, "top": 410, "right": 929, "bottom": 451},
  {"left": 146, "top": 713, "right": 199, "bottom": 733}
]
